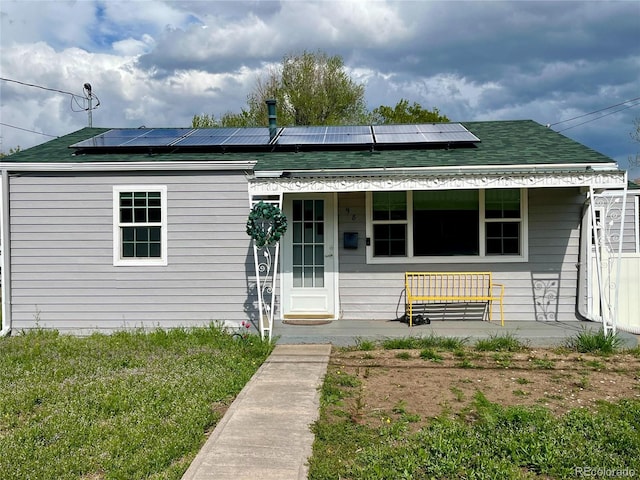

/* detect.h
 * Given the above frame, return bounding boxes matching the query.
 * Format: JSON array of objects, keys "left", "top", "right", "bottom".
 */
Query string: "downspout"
[
  {"left": 1, "top": 169, "right": 11, "bottom": 336},
  {"left": 576, "top": 196, "right": 599, "bottom": 322}
]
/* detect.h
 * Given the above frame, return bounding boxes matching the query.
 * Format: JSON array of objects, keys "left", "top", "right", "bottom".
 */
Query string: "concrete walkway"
[{"left": 181, "top": 344, "right": 331, "bottom": 480}]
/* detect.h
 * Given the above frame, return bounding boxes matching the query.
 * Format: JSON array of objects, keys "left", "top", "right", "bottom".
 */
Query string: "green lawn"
[{"left": 0, "top": 325, "right": 273, "bottom": 480}]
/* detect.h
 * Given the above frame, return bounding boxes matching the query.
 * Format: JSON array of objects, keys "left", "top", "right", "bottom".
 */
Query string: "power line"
[
  {"left": 548, "top": 96, "right": 640, "bottom": 128},
  {"left": 0, "top": 122, "right": 58, "bottom": 138},
  {"left": 0, "top": 77, "right": 80, "bottom": 97},
  {"left": 556, "top": 100, "right": 640, "bottom": 133},
  {"left": 0, "top": 77, "right": 100, "bottom": 121}
]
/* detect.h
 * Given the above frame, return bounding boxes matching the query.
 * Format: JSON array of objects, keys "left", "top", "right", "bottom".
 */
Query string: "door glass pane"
[
  {"left": 293, "top": 222, "right": 302, "bottom": 243},
  {"left": 303, "top": 267, "right": 314, "bottom": 287},
  {"left": 304, "top": 200, "right": 313, "bottom": 220},
  {"left": 304, "top": 245, "right": 313, "bottom": 265},
  {"left": 293, "top": 267, "right": 302, "bottom": 287},
  {"left": 293, "top": 245, "right": 302, "bottom": 265},
  {"left": 314, "top": 200, "right": 324, "bottom": 221},
  {"left": 315, "top": 222, "right": 324, "bottom": 242},
  {"left": 293, "top": 201, "right": 302, "bottom": 221},
  {"left": 291, "top": 199, "right": 326, "bottom": 288},
  {"left": 304, "top": 222, "right": 313, "bottom": 242}
]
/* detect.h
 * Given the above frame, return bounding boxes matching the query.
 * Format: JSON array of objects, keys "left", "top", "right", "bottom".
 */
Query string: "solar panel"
[
  {"left": 174, "top": 127, "right": 272, "bottom": 146},
  {"left": 281, "top": 126, "right": 371, "bottom": 135},
  {"left": 373, "top": 123, "right": 479, "bottom": 144},
  {"left": 71, "top": 129, "right": 146, "bottom": 148},
  {"left": 277, "top": 134, "right": 326, "bottom": 145},
  {"left": 277, "top": 125, "right": 374, "bottom": 145},
  {"left": 70, "top": 123, "right": 478, "bottom": 150}
]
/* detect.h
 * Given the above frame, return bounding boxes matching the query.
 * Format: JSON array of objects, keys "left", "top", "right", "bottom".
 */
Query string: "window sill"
[
  {"left": 114, "top": 258, "right": 168, "bottom": 267},
  {"left": 365, "top": 253, "right": 528, "bottom": 264}
]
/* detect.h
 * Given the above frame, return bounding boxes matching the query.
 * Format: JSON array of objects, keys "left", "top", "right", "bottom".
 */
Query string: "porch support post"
[
  {"left": 588, "top": 174, "right": 627, "bottom": 335},
  {"left": 249, "top": 193, "right": 283, "bottom": 341}
]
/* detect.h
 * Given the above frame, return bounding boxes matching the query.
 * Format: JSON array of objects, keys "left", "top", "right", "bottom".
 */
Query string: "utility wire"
[
  {"left": 0, "top": 122, "right": 58, "bottom": 138},
  {"left": 0, "top": 77, "right": 80, "bottom": 97},
  {"left": 0, "top": 77, "right": 100, "bottom": 111},
  {"left": 556, "top": 100, "right": 640, "bottom": 133},
  {"left": 549, "top": 96, "right": 640, "bottom": 128}
]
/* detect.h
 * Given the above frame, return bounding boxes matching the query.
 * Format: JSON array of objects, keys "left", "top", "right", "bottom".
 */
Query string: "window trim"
[
  {"left": 365, "top": 188, "right": 528, "bottom": 264},
  {"left": 113, "top": 185, "right": 168, "bottom": 266}
]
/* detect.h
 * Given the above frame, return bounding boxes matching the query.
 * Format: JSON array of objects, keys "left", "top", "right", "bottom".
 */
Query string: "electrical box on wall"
[{"left": 343, "top": 232, "right": 358, "bottom": 249}]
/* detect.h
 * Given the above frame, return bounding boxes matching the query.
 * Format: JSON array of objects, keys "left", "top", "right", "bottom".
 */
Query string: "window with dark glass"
[
  {"left": 372, "top": 192, "right": 407, "bottom": 256},
  {"left": 413, "top": 190, "right": 479, "bottom": 256},
  {"left": 370, "top": 189, "right": 523, "bottom": 259},
  {"left": 119, "top": 191, "right": 162, "bottom": 258},
  {"left": 484, "top": 189, "right": 521, "bottom": 255}
]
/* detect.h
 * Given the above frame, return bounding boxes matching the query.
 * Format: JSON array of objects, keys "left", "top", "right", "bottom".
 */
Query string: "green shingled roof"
[{"left": 2, "top": 120, "right": 616, "bottom": 171}]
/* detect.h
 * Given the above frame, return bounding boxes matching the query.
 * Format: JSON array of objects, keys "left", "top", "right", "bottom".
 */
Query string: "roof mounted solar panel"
[
  {"left": 70, "top": 128, "right": 194, "bottom": 148},
  {"left": 373, "top": 123, "right": 480, "bottom": 144},
  {"left": 277, "top": 125, "right": 374, "bottom": 145},
  {"left": 174, "top": 127, "right": 272, "bottom": 147}
]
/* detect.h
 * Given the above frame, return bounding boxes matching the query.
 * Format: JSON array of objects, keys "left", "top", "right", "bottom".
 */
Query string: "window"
[
  {"left": 367, "top": 188, "right": 527, "bottom": 263},
  {"left": 113, "top": 186, "right": 167, "bottom": 266}
]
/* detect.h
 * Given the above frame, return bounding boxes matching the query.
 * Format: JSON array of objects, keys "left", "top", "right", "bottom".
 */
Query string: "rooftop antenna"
[{"left": 83, "top": 83, "right": 94, "bottom": 127}]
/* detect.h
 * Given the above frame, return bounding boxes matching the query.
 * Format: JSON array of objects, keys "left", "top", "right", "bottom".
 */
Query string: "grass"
[
  {"left": 382, "top": 334, "right": 467, "bottom": 351},
  {"left": 564, "top": 328, "right": 624, "bottom": 355},
  {"left": 311, "top": 336, "right": 640, "bottom": 479},
  {"left": 0, "top": 325, "right": 274, "bottom": 480},
  {"left": 475, "top": 332, "right": 528, "bottom": 352},
  {"left": 311, "top": 384, "right": 640, "bottom": 480}
]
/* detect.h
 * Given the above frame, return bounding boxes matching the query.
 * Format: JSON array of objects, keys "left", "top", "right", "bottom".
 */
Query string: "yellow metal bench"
[{"left": 405, "top": 272, "right": 504, "bottom": 327}]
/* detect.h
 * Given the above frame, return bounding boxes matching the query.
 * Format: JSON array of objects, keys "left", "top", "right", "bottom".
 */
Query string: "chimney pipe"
[{"left": 266, "top": 99, "right": 277, "bottom": 141}]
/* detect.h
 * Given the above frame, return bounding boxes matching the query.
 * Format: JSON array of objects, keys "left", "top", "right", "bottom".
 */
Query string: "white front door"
[{"left": 282, "top": 194, "right": 336, "bottom": 318}]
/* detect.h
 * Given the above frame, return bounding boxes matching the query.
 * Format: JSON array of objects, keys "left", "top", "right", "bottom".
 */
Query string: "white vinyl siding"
[{"left": 8, "top": 172, "right": 260, "bottom": 333}]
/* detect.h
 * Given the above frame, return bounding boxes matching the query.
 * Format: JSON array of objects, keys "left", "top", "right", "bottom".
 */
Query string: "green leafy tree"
[
  {"left": 0, "top": 146, "right": 21, "bottom": 158},
  {"left": 371, "top": 99, "right": 449, "bottom": 124},
  {"left": 193, "top": 50, "right": 368, "bottom": 127}
]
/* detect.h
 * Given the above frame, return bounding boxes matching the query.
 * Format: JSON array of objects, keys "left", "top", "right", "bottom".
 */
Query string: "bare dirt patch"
[{"left": 330, "top": 348, "right": 640, "bottom": 426}]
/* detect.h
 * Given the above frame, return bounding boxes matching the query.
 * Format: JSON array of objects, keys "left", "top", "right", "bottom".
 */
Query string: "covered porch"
[{"left": 248, "top": 165, "right": 627, "bottom": 340}]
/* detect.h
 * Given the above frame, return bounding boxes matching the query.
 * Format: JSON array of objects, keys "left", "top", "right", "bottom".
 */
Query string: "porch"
[{"left": 273, "top": 318, "right": 639, "bottom": 349}]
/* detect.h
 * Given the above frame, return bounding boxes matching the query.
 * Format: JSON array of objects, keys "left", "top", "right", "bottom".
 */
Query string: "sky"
[{"left": 0, "top": 0, "right": 639, "bottom": 177}]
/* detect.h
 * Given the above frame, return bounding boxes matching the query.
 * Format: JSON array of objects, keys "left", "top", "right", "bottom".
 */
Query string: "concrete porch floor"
[{"left": 273, "top": 318, "right": 639, "bottom": 349}]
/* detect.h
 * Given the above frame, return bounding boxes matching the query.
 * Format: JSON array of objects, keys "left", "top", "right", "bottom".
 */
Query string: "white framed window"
[
  {"left": 113, "top": 185, "right": 168, "bottom": 266},
  {"left": 366, "top": 188, "right": 528, "bottom": 264}
]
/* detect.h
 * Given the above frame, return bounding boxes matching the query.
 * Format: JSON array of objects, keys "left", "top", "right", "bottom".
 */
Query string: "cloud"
[{"left": 1, "top": 0, "right": 638, "bottom": 178}]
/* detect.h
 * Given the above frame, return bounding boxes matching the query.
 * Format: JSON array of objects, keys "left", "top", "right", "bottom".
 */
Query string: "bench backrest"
[{"left": 405, "top": 272, "right": 493, "bottom": 299}]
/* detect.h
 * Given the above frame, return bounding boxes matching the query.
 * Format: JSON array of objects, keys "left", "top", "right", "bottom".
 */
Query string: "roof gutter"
[
  {"left": 257, "top": 162, "right": 620, "bottom": 177},
  {"left": 0, "top": 160, "right": 257, "bottom": 173},
  {"left": 1, "top": 169, "right": 11, "bottom": 337}
]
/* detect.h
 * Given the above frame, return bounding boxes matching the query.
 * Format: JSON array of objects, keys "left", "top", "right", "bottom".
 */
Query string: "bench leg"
[{"left": 408, "top": 301, "right": 413, "bottom": 327}]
